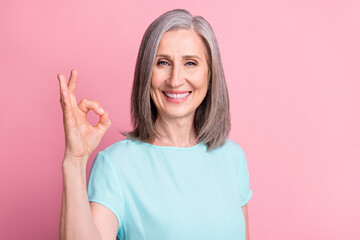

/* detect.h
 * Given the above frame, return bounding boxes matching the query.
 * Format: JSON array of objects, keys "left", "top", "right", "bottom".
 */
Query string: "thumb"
[{"left": 96, "top": 111, "right": 111, "bottom": 134}]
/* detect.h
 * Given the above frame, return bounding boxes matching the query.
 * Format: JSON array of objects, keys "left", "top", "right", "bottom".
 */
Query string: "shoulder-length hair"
[{"left": 121, "top": 9, "right": 230, "bottom": 151}]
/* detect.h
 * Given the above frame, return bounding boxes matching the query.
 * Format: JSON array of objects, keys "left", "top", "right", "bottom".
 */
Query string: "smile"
[
  {"left": 163, "top": 91, "right": 191, "bottom": 99},
  {"left": 162, "top": 91, "right": 192, "bottom": 103}
]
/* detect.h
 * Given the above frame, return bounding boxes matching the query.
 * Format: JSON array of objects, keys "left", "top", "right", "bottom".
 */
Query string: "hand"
[{"left": 57, "top": 69, "right": 111, "bottom": 165}]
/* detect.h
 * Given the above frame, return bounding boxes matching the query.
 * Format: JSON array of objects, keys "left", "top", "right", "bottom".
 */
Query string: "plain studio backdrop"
[{"left": 0, "top": 0, "right": 359, "bottom": 239}]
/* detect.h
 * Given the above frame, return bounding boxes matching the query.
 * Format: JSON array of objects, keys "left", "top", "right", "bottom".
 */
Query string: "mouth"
[{"left": 162, "top": 91, "right": 191, "bottom": 100}]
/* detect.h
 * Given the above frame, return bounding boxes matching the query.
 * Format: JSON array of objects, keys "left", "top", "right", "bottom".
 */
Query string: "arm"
[
  {"left": 60, "top": 159, "right": 118, "bottom": 240},
  {"left": 60, "top": 159, "right": 102, "bottom": 240},
  {"left": 57, "top": 69, "right": 116, "bottom": 239},
  {"left": 241, "top": 204, "right": 250, "bottom": 240},
  {"left": 90, "top": 202, "right": 119, "bottom": 239}
]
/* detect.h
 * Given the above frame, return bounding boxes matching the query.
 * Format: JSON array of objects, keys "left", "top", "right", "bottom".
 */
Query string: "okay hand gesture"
[{"left": 57, "top": 69, "right": 111, "bottom": 165}]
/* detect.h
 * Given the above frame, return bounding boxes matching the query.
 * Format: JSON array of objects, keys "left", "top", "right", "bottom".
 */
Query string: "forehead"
[{"left": 157, "top": 29, "right": 206, "bottom": 56}]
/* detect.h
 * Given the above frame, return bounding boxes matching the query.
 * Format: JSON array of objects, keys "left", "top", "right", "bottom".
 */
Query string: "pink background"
[{"left": 1, "top": 0, "right": 359, "bottom": 239}]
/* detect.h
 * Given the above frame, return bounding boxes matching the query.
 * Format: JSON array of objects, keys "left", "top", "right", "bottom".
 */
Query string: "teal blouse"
[{"left": 87, "top": 138, "right": 253, "bottom": 240}]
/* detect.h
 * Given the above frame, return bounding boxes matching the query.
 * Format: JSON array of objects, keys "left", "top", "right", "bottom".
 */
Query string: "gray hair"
[{"left": 121, "top": 9, "right": 230, "bottom": 151}]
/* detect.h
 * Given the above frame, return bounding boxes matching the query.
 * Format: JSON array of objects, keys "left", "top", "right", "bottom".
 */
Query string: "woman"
[{"left": 58, "top": 9, "right": 252, "bottom": 240}]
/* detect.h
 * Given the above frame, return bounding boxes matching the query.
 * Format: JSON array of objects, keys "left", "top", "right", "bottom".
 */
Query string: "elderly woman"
[{"left": 58, "top": 9, "right": 252, "bottom": 240}]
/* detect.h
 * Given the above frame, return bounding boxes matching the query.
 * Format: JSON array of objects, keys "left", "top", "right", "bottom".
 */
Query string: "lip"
[
  {"left": 163, "top": 90, "right": 191, "bottom": 94},
  {"left": 162, "top": 91, "right": 191, "bottom": 103}
]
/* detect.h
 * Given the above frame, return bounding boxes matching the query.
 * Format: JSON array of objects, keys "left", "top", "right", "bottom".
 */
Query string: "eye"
[
  {"left": 157, "top": 60, "right": 169, "bottom": 66},
  {"left": 186, "top": 61, "right": 196, "bottom": 66}
]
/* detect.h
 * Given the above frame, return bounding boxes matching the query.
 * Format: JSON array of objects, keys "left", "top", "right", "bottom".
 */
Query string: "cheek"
[
  {"left": 150, "top": 73, "right": 158, "bottom": 88},
  {"left": 151, "top": 69, "right": 166, "bottom": 88},
  {"left": 150, "top": 74, "right": 163, "bottom": 103},
  {"left": 150, "top": 85, "right": 160, "bottom": 101},
  {"left": 192, "top": 70, "right": 208, "bottom": 91}
]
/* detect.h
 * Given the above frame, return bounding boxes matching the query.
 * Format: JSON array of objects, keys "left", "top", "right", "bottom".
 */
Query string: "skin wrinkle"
[{"left": 149, "top": 29, "right": 209, "bottom": 148}]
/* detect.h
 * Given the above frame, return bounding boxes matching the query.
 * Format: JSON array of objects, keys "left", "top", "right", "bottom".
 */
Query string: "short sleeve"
[
  {"left": 238, "top": 148, "right": 253, "bottom": 207},
  {"left": 87, "top": 151, "right": 124, "bottom": 232}
]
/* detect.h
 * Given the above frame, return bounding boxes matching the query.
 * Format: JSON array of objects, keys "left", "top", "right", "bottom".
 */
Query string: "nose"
[{"left": 166, "top": 64, "right": 184, "bottom": 88}]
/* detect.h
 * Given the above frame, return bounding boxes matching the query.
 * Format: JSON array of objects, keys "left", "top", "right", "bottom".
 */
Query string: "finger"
[
  {"left": 78, "top": 98, "right": 104, "bottom": 115},
  {"left": 68, "top": 69, "right": 78, "bottom": 94},
  {"left": 57, "top": 73, "right": 75, "bottom": 124},
  {"left": 57, "top": 73, "right": 69, "bottom": 93},
  {"left": 96, "top": 111, "right": 112, "bottom": 134},
  {"left": 57, "top": 73, "right": 70, "bottom": 106},
  {"left": 60, "top": 86, "right": 75, "bottom": 125}
]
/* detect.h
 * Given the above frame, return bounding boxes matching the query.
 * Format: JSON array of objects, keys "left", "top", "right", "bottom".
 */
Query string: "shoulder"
[
  {"left": 212, "top": 138, "right": 247, "bottom": 164},
  {"left": 95, "top": 138, "right": 152, "bottom": 164},
  {"left": 94, "top": 138, "right": 137, "bottom": 162},
  {"left": 218, "top": 138, "right": 245, "bottom": 155},
  {"left": 101, "top": 138, "right": 136, "bottom": 153}
]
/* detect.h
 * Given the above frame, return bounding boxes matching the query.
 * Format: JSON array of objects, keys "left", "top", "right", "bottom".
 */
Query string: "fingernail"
[{"left": 99, "top": 107, "right": 104, "bottom": 114}]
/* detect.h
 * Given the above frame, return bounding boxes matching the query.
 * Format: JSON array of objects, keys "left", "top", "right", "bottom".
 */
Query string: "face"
[{"left": 150, "top": 29, "right": 209, "bottom": 121}]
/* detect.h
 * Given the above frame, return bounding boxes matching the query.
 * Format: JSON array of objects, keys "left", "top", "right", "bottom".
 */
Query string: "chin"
[{"left": 161, "top": 110, "right": 195, "bottom": 119}]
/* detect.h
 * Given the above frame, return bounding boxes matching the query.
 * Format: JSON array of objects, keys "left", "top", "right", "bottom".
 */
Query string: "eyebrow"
[{"left": 156, "top": 54, "right": 202, "bottom": 62}]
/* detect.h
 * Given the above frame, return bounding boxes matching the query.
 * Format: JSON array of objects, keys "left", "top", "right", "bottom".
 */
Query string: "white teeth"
[{"left": 164, "top": 91, "right": 190, "bottom": 99}]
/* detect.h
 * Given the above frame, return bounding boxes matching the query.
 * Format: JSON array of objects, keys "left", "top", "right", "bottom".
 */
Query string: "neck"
[{"left": 150, "top": 113, "right": 198, "bottom": 148}]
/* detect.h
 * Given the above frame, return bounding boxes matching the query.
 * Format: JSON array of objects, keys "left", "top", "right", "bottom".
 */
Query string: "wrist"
[{"left": 62, "top": 156, "right": 88, "bottom": 170}]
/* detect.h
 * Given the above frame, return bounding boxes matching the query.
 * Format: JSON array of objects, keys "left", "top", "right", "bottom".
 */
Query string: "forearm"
[
  {"left": 60, "top": 184, "right": 66, "bottom": 237},
  {"left": 60, "top": 158, "right": 101, "bottom": 240},
  {"left": 241, "top": 204, "right": 250, "bottom": 240}
]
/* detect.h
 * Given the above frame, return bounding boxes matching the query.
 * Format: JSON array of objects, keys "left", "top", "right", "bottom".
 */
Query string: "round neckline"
[{"left": 130, "top": 139, "right": 203, "bottom": 150}]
